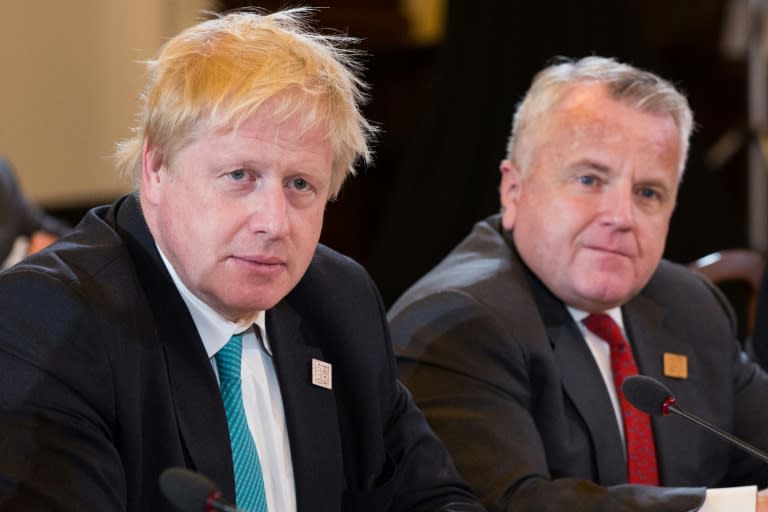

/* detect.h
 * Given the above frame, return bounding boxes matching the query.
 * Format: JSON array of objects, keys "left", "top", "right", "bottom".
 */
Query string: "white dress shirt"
[
  {"left": 566, "top": 306, "right": 756, "bottom": 511},
  {"left": 158, "top": 247, "right": 297, "bottom": 512}
]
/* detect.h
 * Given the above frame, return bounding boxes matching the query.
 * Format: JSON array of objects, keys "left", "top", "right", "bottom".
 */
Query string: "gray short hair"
[{"left": 506, "top": 56, "right": 693, "bottom": 178}]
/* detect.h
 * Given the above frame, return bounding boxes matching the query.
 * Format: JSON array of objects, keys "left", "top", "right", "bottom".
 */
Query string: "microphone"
[
  {"left": 622, "top": 375, "right": 768, "bottom": 464},
  {"left": 159, "top": 467, "right": 241, "bottom": 512}
]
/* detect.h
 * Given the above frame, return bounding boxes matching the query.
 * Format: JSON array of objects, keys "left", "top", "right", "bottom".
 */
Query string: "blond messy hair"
[
  {"left": 506, "top": 56, "right": 693, "bottom": 179},
  {"left": 114, "top": 7, "right": 375, "bottom": 198}
]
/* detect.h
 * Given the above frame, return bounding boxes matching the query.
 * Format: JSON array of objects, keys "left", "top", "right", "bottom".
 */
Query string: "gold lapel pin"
[{"left": 663, "top": 352, "right": 688, "bottom": 379}]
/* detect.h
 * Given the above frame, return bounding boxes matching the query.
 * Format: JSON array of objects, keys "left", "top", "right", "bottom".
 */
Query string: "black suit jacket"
[
  {"left": 0, "top": 194, "right": 483, "bottom": 512},
  {"left": 389, "top": 215, "right": 768, "bottom": 512}
]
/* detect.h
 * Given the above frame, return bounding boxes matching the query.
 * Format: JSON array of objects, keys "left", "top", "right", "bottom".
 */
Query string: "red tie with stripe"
[{"left": 582, "top": 313, "right": 659, "bottom": 485}]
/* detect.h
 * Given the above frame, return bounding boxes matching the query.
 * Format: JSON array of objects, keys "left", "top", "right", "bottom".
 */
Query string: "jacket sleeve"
[
  {"left": 747, "top": 266, "right": 768, "bottom": 370},
  {"left": 352, "top": 271, "right": 486, "bottom": 512},
  {"left": 0, "top": 268, "right": 125, "bottom": 511}
]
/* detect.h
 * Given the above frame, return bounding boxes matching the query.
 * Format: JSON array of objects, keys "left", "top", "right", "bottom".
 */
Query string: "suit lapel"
[
  {"left": 552, "top": 329, "right": 629, "bottom": 484},
  {"left": 115, "top": 195, "right": 236, "bottom": 499},
  {"left": 621, "top": 294, "right": 668, "bottom": 386},
  {"left": 267, "top": 301, "right": 344, "bottom": 512},
  {"left": 525, "top": 269, "right": 628, "bottom": 485},
  {"left": 160, "top": 319, "right": 235, "bottom": 497},
  {"left": 622, "top": 294, "right": 695, "bottom": 484}
]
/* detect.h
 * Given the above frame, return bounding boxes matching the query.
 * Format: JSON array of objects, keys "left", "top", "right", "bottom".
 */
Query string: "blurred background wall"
[
  {"left": 0, "top": 0, "right": 207, "bottom": 207},
  {"left": 0, "top": 0, "right": 764, "bottom": 330}
]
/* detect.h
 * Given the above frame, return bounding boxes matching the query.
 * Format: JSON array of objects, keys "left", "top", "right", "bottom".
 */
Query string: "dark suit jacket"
[
  {"left": 749, "top": 266, "right": 768, "bottom": 368},
  {"left": 389, "top": 215, "right": 768, "bottom": 512},
  {"left": 0, "top": 194, "right": 483, "bottom": 512}
]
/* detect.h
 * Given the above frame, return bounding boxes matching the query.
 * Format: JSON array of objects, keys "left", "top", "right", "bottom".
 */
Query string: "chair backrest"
[{"left": 688, "top": 249, "right": 766, "bottom": 337}]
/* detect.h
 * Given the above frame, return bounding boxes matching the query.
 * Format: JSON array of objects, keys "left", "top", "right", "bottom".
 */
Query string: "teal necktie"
[{"left": 215, "top": 333, "right": 268, "bottom": 512}]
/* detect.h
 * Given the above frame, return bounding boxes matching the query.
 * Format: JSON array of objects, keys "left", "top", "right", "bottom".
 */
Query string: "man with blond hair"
[
  {"left": 0, "top": 9, "right": 483, "bottom": 512},
  {"left": 390, "top": 56, "right": 768, "bottom": 511}
]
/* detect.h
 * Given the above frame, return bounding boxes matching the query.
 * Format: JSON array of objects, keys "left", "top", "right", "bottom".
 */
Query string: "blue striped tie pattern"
[{"left": 215, "top": 333, "right": 268, "bottom": 511}]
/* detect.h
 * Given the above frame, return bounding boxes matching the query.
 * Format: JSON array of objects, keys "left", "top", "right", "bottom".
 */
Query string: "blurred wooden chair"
[{"left": 688, "top": 249, "right": 766, "bottom": 337}]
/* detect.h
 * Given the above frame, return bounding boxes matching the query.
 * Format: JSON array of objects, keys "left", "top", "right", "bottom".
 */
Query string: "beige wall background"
[{"left": 0, "top": 0, "right": 209, "bottom": 207}]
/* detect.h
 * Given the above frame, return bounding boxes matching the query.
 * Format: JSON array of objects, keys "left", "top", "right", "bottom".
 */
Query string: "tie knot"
[
  {"left": 215, "top": 333, "right": 243, "bottom": 381},
  {"left": 582, "top": 313, "right": 628, "bottom": 352}
]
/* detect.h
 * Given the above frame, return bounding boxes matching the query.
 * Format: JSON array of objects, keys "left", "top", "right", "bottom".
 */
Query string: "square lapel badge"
[
  {"left": 663, "top": 352, "right": 688, "bottom": 379},
  {"left": 311, "top": 358, "right": 332, "bottom": 390}
]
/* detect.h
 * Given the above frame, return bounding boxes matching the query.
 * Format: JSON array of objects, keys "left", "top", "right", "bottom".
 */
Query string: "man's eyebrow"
[
  {"left": 567, "top": 159, "right": 612, "bottom": 174},
  {"left": 635, "top": 177, "right": 671, "bottom": 191}
]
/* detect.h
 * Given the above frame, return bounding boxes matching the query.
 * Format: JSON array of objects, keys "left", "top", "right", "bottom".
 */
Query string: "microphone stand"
[{"left": 663, "top": 397, "right": 768, "bottom": 464}]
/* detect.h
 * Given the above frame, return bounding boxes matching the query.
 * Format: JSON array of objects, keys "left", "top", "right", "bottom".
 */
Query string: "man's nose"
[
  {"left": 249, "top": 183, "right": 290, "bottom": 237},
  {"left": 601, "top": 184, "right": 635, "bottom": 229}
]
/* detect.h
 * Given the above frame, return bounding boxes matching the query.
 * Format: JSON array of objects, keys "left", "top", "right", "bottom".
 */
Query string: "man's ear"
[
  {"left": 141, "top": 139, "right": 165, "bottom": 204},
  {"left": 499, "top": 159, "right": 522, "bottom": 230}
]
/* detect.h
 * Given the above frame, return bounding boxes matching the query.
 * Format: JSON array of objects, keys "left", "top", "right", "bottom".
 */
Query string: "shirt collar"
[
  {"left": 567, "top": 305, "right": 626, "bottom": 334},
  {"left": 156, "top": 245, "right": 267, "bottom": 358}
]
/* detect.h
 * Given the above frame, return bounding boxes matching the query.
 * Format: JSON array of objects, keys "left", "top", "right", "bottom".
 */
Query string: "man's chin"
[
  {"left": 211, "top": 288, "right": 291, "bottom": 320},
  {"left": 570, "top": 282, "right": 636, "bottom": 311}
]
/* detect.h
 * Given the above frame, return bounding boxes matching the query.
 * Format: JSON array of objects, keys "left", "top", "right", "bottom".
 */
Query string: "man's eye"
[
  {"left": 292, "top": 177, "right": 310, "bottom": 190},
  {"left": 229, "top": 169, "right": 246, "bottom": 180},
  {"left": 638, "top": 187, "right": 658, "bottom": 200},
  {"left": 578, "top": 175, "right": 597, "bottom": 186}
]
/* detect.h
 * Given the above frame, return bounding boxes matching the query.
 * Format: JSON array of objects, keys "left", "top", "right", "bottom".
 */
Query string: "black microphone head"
[
  {"left": 159, "top": 467, "right": 218, "bottom": 511},
  {"left": 622, "top": 375, "right": 674, "bottom": 416}
]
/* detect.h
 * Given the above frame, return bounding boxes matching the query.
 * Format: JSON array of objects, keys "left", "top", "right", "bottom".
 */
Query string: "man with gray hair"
[{"left": 390, "top": 56, "right": 768, "bottom": 511}]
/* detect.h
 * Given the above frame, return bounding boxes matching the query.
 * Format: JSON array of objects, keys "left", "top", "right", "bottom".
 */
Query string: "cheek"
[
  {"left": 285, "top": 203, "right": 325, "bottom": 253},
  {"left": 520, "top": 202, "right": 580, "bottom": 254},
  {"left": 640, "top": 216, "right": 671, "bottom": 256},
  {"left": 303, "top": 208, "right": 325, "bottom": 248},
  {"left": 165, "top": 196, "right": 233, "bottom": 257}
]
